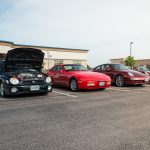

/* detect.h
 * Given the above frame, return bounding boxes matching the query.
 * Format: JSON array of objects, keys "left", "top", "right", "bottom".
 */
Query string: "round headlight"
[
  {"left": 10, "top": 78, "right": 19, "bottom": 85},
  {"left": 46, "top": 77, "right": 52, "bottom": 83}
]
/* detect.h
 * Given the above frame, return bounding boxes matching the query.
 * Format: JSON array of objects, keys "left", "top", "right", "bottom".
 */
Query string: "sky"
[{"left": 0, "top": 0, "right": 150, "bottom": 67}]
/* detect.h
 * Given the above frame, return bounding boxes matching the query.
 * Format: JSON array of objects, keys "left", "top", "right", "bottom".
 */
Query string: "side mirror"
[{"left": 57, "top": 70, "right": 63, "bottom": 74}]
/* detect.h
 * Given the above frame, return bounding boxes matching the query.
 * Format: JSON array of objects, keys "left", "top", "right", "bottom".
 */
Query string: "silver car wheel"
[
  {"left": 70, "top": 79, "right": 78, "bottom": 92},
  {"left": 115, "top": 75, "right": 125, "bottom": 87}
]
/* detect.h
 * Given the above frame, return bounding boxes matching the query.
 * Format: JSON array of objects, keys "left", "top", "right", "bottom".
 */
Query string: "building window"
[
  {"left": 73, "top": 60, "right": 81, "bottom": 64},
  {"left": 54, "top": 59, "right": 63, "bottom": 65}
]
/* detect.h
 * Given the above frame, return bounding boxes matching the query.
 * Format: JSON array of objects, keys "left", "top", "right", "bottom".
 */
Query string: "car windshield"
[
  {"left": 64, "top": 64, "right": 88, "bottom": 71},
  {"left": 137, "top": 66, "right": 149, "bottom": 71},
  {"left": 111, "top": 64, "right": 130, "bottom": 71}
]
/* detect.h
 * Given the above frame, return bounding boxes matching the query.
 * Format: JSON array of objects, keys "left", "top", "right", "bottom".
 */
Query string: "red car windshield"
[
  {"left": 111, "top": 64, "right": 130, "bottom": 71},
  {"left": 64, "top": 65, "right": 88, "bottom": 71}
]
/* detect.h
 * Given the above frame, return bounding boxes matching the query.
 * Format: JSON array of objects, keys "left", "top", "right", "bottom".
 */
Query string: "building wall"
[
  {"left": 110, "top": 58, "right": 150, "bottom": 69},
  {"left": 0, "top": 41, "right": 89, "bottom": 69},
  {"left": 0, "top": 45, "right": 12, "bottom": 53},
  {"left": 110, "top": 58, "right": 124, "bottom": 64}
]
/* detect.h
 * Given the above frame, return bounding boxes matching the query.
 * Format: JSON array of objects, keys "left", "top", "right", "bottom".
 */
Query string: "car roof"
[{"left": 56, "top": 64, "right": 82, "bottom": 66}]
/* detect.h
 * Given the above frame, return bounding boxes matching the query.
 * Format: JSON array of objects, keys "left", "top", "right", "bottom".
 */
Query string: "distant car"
[
  {"left": 0, "top": 48, "right": 52, "bottom": 97},
  {"left": 133, "top": 65, "right": 150, "bottom": 76},
  {"left": 93, "top": 63, "right": 149, "bottom": 87},
  {"left": 47, "top": 64, "right": 111, "bottom": 91}
]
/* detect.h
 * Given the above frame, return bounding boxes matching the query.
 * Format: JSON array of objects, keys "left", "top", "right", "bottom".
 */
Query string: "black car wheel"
[
  {"left": 70, "top": 79, "right": 78, "bottom": 92},
  {"left": 115, "top": 75, "right": 125, "bottom": 87},
  {"left": 0, "top": 83, "right": 6, "bottom": 97}
]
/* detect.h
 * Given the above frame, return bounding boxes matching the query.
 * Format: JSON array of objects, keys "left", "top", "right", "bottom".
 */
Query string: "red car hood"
[
  {"left": 67, "top": 71, "right": 111, "bottom": 81},
  {"left": 117, "top": 70, "right": 147, "bottom": 77}
]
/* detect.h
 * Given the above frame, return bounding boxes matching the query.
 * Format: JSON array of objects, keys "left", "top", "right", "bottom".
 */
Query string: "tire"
[
  {"left": 115, "top": 75, "right": 125, "bottom": 87},
  {"left": 70, "top": 79, "right": 78, "bottom": 92},
  {"left": 0, "top": 83, "right": 6, "bottom": 97},
  {"left": 100, "top": 88, "right": 105, "bottom": 90}
]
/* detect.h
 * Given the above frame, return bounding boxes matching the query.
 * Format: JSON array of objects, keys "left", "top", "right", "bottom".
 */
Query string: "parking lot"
[{"left": 0, "top": 85, "right": 150, "bottom": 150}]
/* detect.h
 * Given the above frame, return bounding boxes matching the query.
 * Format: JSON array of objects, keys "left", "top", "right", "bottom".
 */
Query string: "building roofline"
[
  {"left": 0, "top": 40, "right": 14, "bottom": 45},
  {"left": 110, "top": 58, "right": 124, "bottom": 60},
  {"left": 0, "top": 40, "right": 89, "bottom": 52}
]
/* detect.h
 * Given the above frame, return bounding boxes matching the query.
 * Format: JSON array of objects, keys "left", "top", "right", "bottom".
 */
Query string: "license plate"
[
  {"left": 30, "top": 85, "right": 40, "bottom": 91},
  {"left": 99, "top": 82, "right": 105, "bottom": 86}
]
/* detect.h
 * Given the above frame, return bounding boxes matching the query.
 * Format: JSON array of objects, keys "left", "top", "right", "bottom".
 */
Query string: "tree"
[{"left": 124, "top": 56, "right": 136, "bottom": 68}]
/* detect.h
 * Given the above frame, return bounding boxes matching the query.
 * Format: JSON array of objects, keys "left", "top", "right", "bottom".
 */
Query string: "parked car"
[
  {"left": 93, "top": 63, "right": 149, "bottom": 87},
  {"left": 47, "top": 64, "right": 111, "bottom": 91},
  {"left": 133, "top": 65, "right": 150, "bottom": 76},
  {"left": 0, "top": 48, "right": 52, "bottom": 97}
]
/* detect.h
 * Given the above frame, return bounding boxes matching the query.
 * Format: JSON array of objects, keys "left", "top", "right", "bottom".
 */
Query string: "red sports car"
[
  {"left": 48, "top": 64, "right": 111, "bottom": 91},
  {"left": 133, "top": 65, "right": 150, "bottom": 83},
  {"left": 93, "top": 63, "right": 149, "bottom": 87}
]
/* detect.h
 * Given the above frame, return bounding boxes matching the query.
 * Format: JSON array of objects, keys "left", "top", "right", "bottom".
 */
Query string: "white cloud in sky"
[{"left": 0, "top": 0, "right": 150, "bottom": 67}]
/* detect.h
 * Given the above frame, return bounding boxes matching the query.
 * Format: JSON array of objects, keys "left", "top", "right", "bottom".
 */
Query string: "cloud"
[{"left": 1, "top": 0, "right": 150, "bottom": 66}]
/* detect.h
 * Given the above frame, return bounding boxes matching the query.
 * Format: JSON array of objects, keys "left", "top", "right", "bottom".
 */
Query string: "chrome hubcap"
[
  {"left": 116, "top": 76, "right": 124, "bottom": 87},
  {"left": 71, "top": 80, "right": 77, "bottom": 91}
]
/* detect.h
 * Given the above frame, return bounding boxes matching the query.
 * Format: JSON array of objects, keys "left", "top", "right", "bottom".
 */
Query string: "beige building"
[
  {"left": 0, "top": 40, "right": 89, "bottom": 69},
  {"left": 110, "top": 58, "right": 150, "bottom": 69}
]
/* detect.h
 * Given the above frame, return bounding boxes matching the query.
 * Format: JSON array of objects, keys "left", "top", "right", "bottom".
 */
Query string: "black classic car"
[{"left": 0, "top": 47, "right": 52, "bottom": 97}]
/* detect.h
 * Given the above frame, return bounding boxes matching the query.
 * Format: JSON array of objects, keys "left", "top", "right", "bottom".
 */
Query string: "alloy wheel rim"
[
  {"left": 116, "top": 76, "right": 124, "bottom": 87},
  {"left": 71, "top": 80, "right": 77, "bottom": 91}
]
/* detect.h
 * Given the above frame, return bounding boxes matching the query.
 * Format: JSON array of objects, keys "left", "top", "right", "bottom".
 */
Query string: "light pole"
[
  {"left": 130, "top": 42, "right": 133, "bottom": 57},
  {"left": 47, "top": 51, "right": 52, "bottom": 69}
]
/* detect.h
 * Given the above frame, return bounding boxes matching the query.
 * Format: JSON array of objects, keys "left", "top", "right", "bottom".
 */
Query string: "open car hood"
[{"left": 5, "top": 48, "right": 44, "bottom": 71}]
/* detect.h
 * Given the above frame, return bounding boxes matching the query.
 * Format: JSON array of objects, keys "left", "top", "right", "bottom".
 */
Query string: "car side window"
[
  {"left": 94, "top": 66, "right": 101, "bottom": 71},
  {"left": 53, "top": 66, "right": 63, "bottom": 72},
  {"left": 105, "top": 65, "right": 111, "bottom": 71},
  {"left": 101, "top": 65, "right": 106, "bottom": 71}
]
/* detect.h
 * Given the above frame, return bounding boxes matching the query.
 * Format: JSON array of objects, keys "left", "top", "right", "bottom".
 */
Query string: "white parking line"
[
  {"left": 108, "top": 87, "right": 131, "bottom": 92},
  {"left": 52, "top": 90, "right": 78, "bottom": 98}
]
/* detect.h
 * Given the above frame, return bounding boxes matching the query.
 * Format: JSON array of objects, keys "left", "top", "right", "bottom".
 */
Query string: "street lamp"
[{"left": 130, "top": 42, "right": 133, "bottom": 57}]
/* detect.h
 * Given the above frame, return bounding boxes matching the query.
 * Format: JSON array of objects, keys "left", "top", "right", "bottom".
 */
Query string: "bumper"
[
  {"left": 125, "top": 77, "right": 146, "bottom": 85},
  {"left": 4, "top": 83, "right": 52, "bottom": 95},
  {"left": 78, "top": 80, "right": 111, "bottom": 90}
]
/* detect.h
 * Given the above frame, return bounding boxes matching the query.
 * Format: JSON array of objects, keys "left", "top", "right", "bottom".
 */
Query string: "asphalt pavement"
[{"left": 0, "top": 85, "right": 150, "bottom": 150}]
